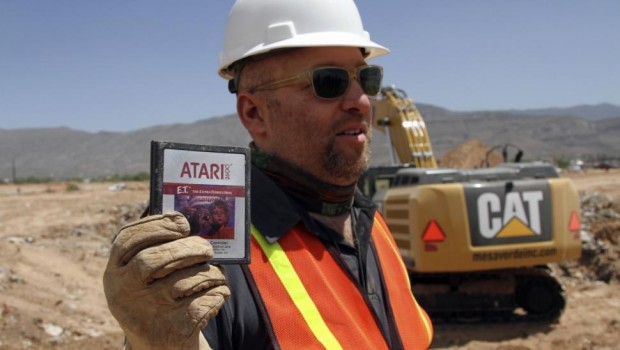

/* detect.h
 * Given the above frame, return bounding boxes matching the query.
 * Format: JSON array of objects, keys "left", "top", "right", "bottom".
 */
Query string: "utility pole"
[{"left": 12, "top": 157, "right": 16, "bottom": 184}]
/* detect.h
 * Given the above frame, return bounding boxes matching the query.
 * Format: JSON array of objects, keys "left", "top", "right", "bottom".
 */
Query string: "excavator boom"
[{"left": 372, "top": 87, "right": 438, "bottom": 168}]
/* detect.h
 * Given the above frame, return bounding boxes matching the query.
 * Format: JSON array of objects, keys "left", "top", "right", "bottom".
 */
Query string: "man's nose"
[{"left": 341, "top": 78, "right": 372, "bottom": 114}]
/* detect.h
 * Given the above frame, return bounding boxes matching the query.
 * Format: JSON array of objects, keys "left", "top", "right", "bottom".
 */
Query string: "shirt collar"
[{"left": 250, "top": 164, "right": 302, "bottom": 243}]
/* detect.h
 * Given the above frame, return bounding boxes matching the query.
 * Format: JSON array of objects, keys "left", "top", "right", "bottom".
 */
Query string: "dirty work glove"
[{"left": 103, "top": 212, "right": 230, "bottom": 350}]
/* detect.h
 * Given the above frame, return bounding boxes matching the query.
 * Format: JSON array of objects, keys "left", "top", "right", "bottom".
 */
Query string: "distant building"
[{"left": 569, "top": 159, "right": 584, "bottom": 172}]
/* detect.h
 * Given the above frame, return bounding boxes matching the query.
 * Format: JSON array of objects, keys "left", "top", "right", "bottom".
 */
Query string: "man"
[{"left": 103, "top": 0, "right": 433, "bottom": 349}]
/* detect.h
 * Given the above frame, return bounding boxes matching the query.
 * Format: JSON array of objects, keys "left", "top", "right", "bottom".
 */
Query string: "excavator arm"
[{"left": 371, "top": 86, "right": 438, "bottom": 168}]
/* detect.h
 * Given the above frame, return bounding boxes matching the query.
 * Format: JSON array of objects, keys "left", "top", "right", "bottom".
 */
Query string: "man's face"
[{"left": 248, "top": 47, "right": 374, "bottom": 186}]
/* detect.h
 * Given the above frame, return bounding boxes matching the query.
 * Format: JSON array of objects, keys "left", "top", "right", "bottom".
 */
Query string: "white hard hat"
[{"left": 218, "top": 0, "right": 390, "bottom": 80}]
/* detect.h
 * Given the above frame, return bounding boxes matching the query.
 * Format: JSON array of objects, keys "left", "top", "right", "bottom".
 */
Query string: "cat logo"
[
  {"left": 465, "top": 181, "right": 552, "bottom": 247},
  {"left": 477, "top": 191, "right": 543, "bottom": 239}
]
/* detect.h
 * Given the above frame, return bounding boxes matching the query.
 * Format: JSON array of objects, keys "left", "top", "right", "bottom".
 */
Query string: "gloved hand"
[{"left": 103, "top": 212, "right": 230, "bottom": 350}]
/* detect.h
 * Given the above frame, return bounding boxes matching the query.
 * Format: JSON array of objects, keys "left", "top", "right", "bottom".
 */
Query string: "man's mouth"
[{"left": 337, "top": 129, "right": 363, "bottom": 136}]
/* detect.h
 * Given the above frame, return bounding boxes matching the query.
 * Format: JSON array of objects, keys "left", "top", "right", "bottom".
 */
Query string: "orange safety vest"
[{"left": 247, "top": 212, "right": 433, "bottom": 349}]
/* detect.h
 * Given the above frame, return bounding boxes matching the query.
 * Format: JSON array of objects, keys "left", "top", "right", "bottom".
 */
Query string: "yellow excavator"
[{"left": 359, "top": 86, "right": 582, "bottom": 322}]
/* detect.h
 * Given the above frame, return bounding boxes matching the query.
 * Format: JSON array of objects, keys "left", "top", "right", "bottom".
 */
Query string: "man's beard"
[{"left": 322, "top": 135, "right": 372, "bottom": 184}]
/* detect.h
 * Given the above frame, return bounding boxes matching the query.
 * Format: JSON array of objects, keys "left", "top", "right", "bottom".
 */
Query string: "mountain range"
[{"left": 1, "top": 103, "right": 619, "bottom": 181}]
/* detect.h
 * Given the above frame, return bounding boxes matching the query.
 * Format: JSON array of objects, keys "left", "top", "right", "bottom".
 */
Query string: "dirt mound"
[
  {"left": 559, "top": 191, "right": 620, "bottom": 283},
  {"left": 439, "top": 139, "right": 503, "bottom": 169},
  {"left": 0, "top": 182, "right": 147, "bottom": 349}
]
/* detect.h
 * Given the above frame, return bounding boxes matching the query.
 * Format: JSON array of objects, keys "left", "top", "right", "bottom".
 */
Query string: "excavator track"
[{"left": 411, "top": 266, "right": 566, "bottom": 324}]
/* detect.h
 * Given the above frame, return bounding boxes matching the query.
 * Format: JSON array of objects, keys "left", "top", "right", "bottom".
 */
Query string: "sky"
[{"left": 1, "top": 0, "right": 619, "bottom": 132}]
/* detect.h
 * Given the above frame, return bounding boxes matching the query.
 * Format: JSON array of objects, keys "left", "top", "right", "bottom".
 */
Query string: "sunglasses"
[{"left": 250, "top": 65, "right": 383, "bottom": 99}]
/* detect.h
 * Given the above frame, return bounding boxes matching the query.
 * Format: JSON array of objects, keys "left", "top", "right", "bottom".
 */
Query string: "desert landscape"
[{"left": 0, "top": 169, "right": 619, "bottom": 349}]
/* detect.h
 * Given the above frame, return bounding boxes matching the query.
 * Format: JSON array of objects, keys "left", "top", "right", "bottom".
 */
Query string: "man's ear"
[{"left": 236, "top": 92, "right": 268, "bottom": 139}]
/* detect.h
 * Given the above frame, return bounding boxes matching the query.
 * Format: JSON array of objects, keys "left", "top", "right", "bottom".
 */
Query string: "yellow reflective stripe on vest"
[{"left": 251, "top": 225, "right": 343, "bottom": 350}]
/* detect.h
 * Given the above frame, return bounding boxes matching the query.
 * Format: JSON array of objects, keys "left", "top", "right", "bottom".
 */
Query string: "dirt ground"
[{"left": 0, "top": 169, "right": 619, "bottom": 350}]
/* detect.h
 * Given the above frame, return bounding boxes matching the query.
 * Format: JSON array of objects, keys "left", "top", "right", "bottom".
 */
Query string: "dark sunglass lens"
[
  {"left": 312, "top": 68, "right": 349, "bottom": 98},
  {"left": 359, "top": 66, "right": 383, "bottom": 96}
]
